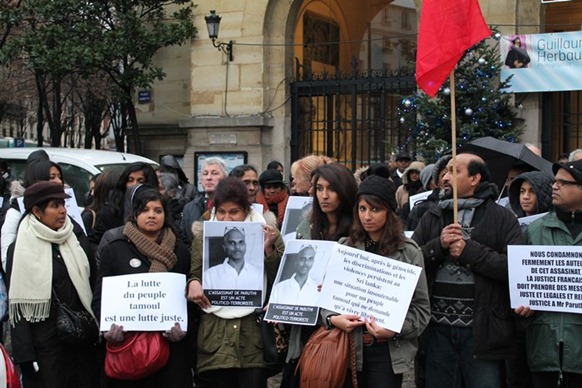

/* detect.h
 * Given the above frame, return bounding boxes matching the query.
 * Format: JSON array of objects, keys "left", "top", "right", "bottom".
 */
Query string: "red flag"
[{"left": 416, "top": 0, "right": 491, "bottom": 97}]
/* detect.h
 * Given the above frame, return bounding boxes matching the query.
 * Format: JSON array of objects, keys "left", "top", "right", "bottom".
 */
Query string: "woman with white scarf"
[
  {"left": 187, "top": 177, "right": 284, "bottom": 388},
  {"left": 6, "top": 180, "right": 98, "bottom": 388}
]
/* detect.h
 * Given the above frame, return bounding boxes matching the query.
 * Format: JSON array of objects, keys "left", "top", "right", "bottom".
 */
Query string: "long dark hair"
[
  {"left": 310, "top": 164, "right": 358, "bottom": 241},
  {"left": 23, "top": 160, "right": 64, "bottom": 188},
  {"left": 349, "top": 194, "right": 404, "bottom": 256},
  {"left": 118, "top": 162, "right": 159, "bottom": 190},
  {"left": 88, "top": 170, "right": 121, "bottom": 213}
]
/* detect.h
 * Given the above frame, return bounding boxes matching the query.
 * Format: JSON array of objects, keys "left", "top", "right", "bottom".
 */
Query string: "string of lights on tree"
[{"left": 397, "top": 29, "right": 524, "bottom": 163}]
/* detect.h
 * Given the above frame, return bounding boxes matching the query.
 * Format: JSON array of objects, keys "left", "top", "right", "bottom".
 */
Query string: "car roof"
[{"left": 0, "top": 147, "right": 158, "bottom": 174}]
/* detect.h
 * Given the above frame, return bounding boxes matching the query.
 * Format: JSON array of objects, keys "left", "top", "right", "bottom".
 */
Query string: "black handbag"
[{"left": 53, "top": 290, "right": 99, "bottom": 345}]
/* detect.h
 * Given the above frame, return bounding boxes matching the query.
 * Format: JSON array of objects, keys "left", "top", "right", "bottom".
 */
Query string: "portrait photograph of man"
[{"left": 202, "top": 221, "right": 264, "bottom": 306}]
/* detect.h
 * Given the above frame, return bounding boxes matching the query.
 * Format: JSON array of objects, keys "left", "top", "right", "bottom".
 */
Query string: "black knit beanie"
[{"left": 357, "top": 175, "right": 398, "bottom": 212}]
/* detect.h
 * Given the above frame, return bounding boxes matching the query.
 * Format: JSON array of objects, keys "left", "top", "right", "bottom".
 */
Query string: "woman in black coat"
[
  {"left": 7, "top": 181, "right": 99, "bottom": 388},
  {"left": 93, "top": 187, "right": 192, "bottom": 388}
]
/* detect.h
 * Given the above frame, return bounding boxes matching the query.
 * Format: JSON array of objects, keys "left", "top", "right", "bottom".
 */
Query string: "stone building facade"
[{"left": 136, "top": 0, "right": 581, "bottom": 182}]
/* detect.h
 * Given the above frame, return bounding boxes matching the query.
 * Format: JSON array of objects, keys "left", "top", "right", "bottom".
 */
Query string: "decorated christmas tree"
[{"left": 398, "top": 32, "right": 524, "bottom": 163}]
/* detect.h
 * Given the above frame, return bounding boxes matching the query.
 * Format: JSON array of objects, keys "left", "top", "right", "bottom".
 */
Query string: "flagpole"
[{"left": 450, "top": 71, "right": 458, "bottom": 224}]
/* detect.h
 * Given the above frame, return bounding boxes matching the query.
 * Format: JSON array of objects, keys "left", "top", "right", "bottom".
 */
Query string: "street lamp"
[{"left": 205, "top": 10, "right": 234, "bottom": 62}]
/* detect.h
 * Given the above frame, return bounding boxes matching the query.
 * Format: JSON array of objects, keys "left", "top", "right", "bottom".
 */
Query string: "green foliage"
[
  {"left": 398, "top": 32, "right": 523, "bottom": 163},
  {"left": 0, "top": 0, "right": 197, "bottom": 149}
]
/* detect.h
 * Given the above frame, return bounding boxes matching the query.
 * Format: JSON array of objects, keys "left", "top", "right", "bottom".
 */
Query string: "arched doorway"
[{"left": 290, "top": 0, "right": 418, "bottom": 169}]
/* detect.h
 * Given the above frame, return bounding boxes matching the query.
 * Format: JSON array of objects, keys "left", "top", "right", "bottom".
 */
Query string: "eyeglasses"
[
  {"left": 224, "top": 226, "right": 245, "bottom": 236},
  {"left": 551, "top": 178, "right": 580, "bottom": 188},
  {"left": 299, "top": 244, "right": 317, "bottom": 254}
]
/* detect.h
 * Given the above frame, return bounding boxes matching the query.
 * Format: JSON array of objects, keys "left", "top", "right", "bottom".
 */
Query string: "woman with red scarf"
[{"left": 256, "top": 169, "right": 289, "bottom": 229}]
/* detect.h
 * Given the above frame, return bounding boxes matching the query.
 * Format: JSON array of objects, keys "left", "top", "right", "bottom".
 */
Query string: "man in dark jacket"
[
  {"left": 514, "top": 160, "right": 582, "bottom": 387},
  {"left": 412, "top": 153, "right": 523, "bottom": 388},
  {"left": 390, "top": 151, "right": 412, "bottom": 188}
]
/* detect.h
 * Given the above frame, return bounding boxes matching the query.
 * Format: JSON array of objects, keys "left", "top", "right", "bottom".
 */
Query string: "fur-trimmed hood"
[
  {"left": 191, "top": 207, "right": 267, "bottom": 239},
  {"left": 401, "top": 161, "right": 426, "bottom": 185}
]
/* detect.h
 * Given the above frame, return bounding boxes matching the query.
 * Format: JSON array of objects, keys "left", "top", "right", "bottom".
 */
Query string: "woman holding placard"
[
  {"left": 321, "top": 175, "right": 430, "bottom": 387},
  {"left": 6, "top": 180, "right": 98, "bottom": 387},
  {"left": 283, "top": 163, "right": 359, "bottom": 385},
  {"left": 93, "top": 187, "right": 192, "bottom": 387},
  {"left": 186, "top": 177, "right": 284, "bottom": 388}
]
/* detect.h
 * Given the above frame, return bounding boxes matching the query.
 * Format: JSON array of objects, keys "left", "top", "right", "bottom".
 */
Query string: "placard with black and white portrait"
[
  {"left": 265, "top": 239, "right": 335, "bottom": 325},
  {"left": 202, "top": 221, "right": 264, "bottom": 307}
]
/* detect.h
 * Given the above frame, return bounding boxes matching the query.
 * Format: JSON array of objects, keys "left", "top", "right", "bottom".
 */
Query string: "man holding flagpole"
[{"left": 412, "top": 153, "right": 523, "bottom": 387}]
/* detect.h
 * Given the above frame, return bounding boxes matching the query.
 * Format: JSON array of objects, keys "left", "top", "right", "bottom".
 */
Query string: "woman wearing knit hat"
[
  {"left": 6, "top": 181, "right": 99, "bottom": 387},
  {"left": 321, "top": 175, "right": 430, "bottom": 387}
]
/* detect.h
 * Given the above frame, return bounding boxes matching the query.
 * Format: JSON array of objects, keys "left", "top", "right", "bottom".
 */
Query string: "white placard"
[
  {"left": 281, "top": 196, "right": 313, "bottom": 243},
  {"left": 265, "top": 240, "right": 335, "bottom": 325},
  {"left": 496, "top": 197, "right": 510, "bottom": 207},
  {"left": 100, "top": 273, "right": 188, "bottom": 331},
  {"left": 508, "top": 245, "right": 582, "bottom": 314},
  {"left": 517, "top": 212, "right": 547, "bottom": 227},
  {"left": 252, "top": 203, "right": 263, "bottom": 214},
  {"left": 202, "top": 221, "right": 264, "bottom": 307},
  {"left": 409, "top": 191, "right": 431, "bottom": 211},
  {"left": 318, "top": 244, "right": 422, "bottom": 332}
]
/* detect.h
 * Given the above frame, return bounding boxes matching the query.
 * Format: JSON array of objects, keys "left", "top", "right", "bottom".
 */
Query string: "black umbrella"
[{"left": 458, "top": 137, "right": 553, "bottom": 191}]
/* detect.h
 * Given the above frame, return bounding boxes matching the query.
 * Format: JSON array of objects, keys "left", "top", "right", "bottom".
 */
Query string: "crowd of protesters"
[{"left": 0, "top": 145, "right": 580, "bottom": 388}]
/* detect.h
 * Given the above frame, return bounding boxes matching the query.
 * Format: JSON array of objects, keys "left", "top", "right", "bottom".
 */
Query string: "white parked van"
[{"left": 0, "top": 148, "right": 158, "bottom": 205}]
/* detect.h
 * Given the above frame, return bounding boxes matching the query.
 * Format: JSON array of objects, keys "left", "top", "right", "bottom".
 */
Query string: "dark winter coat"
[
  {"left": 411, "top": 184, "right": 524, "bottom": 360},
  {"left": 524, "top": 211, "right": 582, "bottom": 374},
  {"left": 406, "top": 189, "right": 441, "bottom": 232},
  {"left": 92, "top": 230, "right": 193, "bottom": 388},
  {"left": 6, "top": 221, "right": 99, "bottom": 388},
  {"left": 180, "top": 193, "right": 207, "bottom": 246}
]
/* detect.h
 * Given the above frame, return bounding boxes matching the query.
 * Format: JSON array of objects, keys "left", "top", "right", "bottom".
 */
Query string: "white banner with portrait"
[
  {"left": 500, "top": 31, "right": 582, "bottom": 93},
  {"left": 202, "top": 221, "right": 264, "bottom": 307},
  {"left": 265, "top": 240, "right": 335, "bottom": 325}
]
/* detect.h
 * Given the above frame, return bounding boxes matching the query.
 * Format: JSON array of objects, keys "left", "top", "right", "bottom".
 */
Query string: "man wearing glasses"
[
  {"left": 515, "top": 159, "right": 582, "bottom": 387},
  {"left": 203, "top": 227, "right": 262, "bottom": 290}
]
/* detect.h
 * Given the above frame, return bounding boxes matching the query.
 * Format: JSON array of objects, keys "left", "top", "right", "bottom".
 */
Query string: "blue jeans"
[{"left": 425, "top": 323, "right": 503, "bottom": 388}]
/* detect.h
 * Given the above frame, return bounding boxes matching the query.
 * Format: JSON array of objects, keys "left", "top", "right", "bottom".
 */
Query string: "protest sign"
[
  {"left": 280, "top": 197, "right": 313, "bottom": 243},
  {"left": 409, "top": 191, "right": 431, "bottom": 211},
  {"left": 203, "top": 221, "right": 264, "bottom": 307},
  {"left": 100, "top": 273, "right": 188, "bottom": 331},
  {"left": 508, "top": 245, "right": 582, "bottom": 314},
  {"left": 265, "top": 240, "right": 334, "bottom": 325},
  {"left": 318, "top": 244, "right": 422, "bottom": 332}
]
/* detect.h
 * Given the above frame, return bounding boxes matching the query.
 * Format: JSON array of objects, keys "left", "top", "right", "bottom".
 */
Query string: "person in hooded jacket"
[
  {"left": 504, "top": 170, "right": 552, "bottom": 388},
  {"left": 159, "top": 155, "right": 197, "bottom": 205},
  {"left": 508, "top": 171, "right": 553, "bottom": 220},
  {"left": 395, "top": 161, "right": 425, "bottom": 222}
]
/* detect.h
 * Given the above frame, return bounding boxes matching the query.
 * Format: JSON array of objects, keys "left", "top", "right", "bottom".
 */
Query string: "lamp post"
[{"left": 205, "top": 10, "right": 234, "bottom": 62}]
